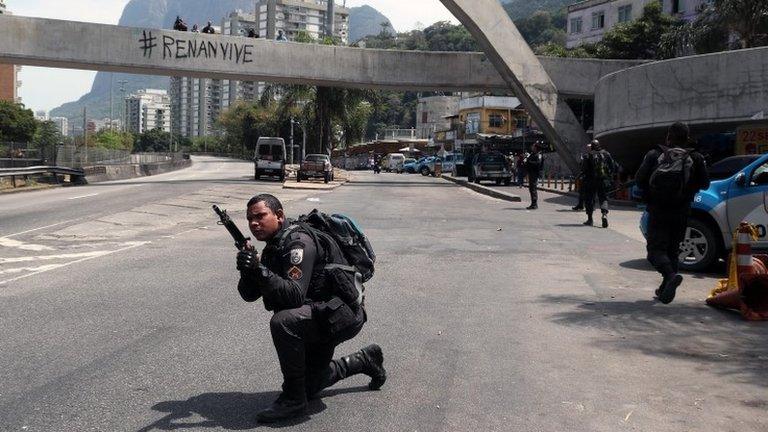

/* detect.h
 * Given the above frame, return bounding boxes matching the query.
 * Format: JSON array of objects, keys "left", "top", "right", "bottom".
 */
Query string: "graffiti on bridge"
[{"left": 139, "top": 30, "right": 254, "bottom": 64}]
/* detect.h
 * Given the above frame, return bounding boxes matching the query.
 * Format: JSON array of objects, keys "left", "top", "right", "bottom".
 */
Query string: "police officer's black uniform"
[
  {"left": 237, "top": 223, "right": 386, "bottom": 423},
  {"left": 525, "top": 149, "right": 543, "bottom": 209},
  {"left": 583, "top": 145, "right": 617, "bottom": 227}
]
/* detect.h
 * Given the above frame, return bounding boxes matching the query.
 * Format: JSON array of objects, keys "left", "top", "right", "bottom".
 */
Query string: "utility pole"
[
  {"left": 109, "top": 73, "right": 114, "bottom": 130},
  {"left": 82, "top": 106, "right": 88, "bottom": 165},
  {"left": 290, "top": 117, "right": 295, "bottom": 164},
  {"left": 118, "top": 80, "right": 129, "bottom": 132}
]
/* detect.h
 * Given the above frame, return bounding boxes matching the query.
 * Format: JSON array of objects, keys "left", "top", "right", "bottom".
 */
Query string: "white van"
[
  {"left": 384, "top": 153, "right": 406, "bottom": 173},
  {"left": 254, "top": 137, "right": 286, "bottom": 182}
]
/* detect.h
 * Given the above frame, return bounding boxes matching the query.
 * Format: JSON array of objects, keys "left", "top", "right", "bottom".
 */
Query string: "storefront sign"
[{"left": 736, "top": 124, "right": 768, "bottom": 155}]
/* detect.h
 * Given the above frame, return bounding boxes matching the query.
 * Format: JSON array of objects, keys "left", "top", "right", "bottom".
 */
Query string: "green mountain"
[{"left": 349, "top": 5, "right": 394, "bottom": 42}]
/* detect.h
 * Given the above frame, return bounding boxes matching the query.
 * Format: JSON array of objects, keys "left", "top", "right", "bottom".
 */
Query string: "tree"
[
  {"left": 93, "top": 130, "right": 134, "bottom": 150},
  {"left": 661, "top": 0, "right": 768, "bottom": 55},
  {"left": 596, "top": 1, "right": 678, "bottom": 59},
  {"left": 33, "top": 120, "right": 64, "bottom": 163},
  {"left": 135, "top": 129, "right": 173, "bottom": 152},
  {"left": 0, "top": 101, "right": 37, "bottom": 143}
]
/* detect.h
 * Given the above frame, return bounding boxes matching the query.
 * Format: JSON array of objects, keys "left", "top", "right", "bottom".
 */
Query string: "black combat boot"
[
  {"left": 583, "top": 214, "right": 594, "bottom": 226},
  {"left": 306, "top": 344, "right": 386, "bottom": 399},
  {"left": 602, "top": 215, "right": 609, "bottom": 228},
  {"left": 343, "top": 344, "right": 387, "bottom": 390},
  {"left": 256, "top": 377, "right": 308, "bottom": 423}
]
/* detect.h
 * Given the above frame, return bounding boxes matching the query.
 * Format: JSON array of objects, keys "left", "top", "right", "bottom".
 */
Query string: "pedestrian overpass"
[{"left": 1, "top": 0, "right": 763, "bottom": 171}]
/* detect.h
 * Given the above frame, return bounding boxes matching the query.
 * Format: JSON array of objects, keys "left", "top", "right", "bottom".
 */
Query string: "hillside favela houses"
[{"left": 566, "top": 0, "right": 711, "bottom": 48}]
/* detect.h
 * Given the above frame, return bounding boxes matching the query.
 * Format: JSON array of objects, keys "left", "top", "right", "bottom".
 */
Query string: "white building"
[
  {"left": 50, "top": 117, "right": 69, "bottom": 137},
  {"left": 124, "top": 89, "right": 171, "bottom": 134},
  {"left": 566, "top": 0, "right": 656, "bottom": 48},
  {"left": 34, "top": 110, "right": 49, "bottom": 121},
  {"left": 662, "top": 0, "right": 712, "bottom": 22},
  {"left": 255, "top": 0, "right": 350, "bottom": 43},
  {"left": 416, "top": 96, "right": 461, "bottom": 140}
]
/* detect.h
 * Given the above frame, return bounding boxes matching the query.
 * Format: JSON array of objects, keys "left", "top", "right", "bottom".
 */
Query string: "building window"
[
  {"left": 618, "top": 5, "right": 632, "bottom": 23},
  {"left": 591, "top": 11, "right": 605, "bottom": 30},
  {"left": 489, "top": 114, "right": 505, "bottom": 128},
  {"left": 570, "top": 17, "right": 582, "bottom": 34},
  {"left": 671, "top": 0, "right": 681, "bottom": 14}
]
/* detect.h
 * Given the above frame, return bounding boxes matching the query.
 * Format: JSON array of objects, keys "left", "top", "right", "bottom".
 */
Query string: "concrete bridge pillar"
[{"left": 439, "top": 0, "right": 589, "bottom": 173}]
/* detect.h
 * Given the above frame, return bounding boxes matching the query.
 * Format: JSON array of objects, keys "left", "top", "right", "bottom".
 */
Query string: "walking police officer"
[{"left": 236, "top": 194, "right": 386, "bottom": 423}]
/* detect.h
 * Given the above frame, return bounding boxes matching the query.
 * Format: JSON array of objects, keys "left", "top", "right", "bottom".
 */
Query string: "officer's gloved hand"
[{"left": 237, "top": 250, "right": 260, "bottom": 275}]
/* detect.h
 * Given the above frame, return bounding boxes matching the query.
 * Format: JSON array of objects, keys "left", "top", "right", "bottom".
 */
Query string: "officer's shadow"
[{"left": 137, "top": 387, "right": 368, "bottom": 431}]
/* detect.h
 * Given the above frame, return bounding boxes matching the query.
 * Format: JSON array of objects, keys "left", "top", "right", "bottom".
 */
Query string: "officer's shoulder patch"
[
  {"left": 287, "top": 266, "right": 303, "bottom": 281},
  {"left": 289, "top": 248, "right": 304, "bottom": 265}
]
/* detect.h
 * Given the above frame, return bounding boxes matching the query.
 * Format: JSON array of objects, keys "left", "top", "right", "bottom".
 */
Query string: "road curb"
[
  {"left": 0, "top": 183, "right": 62, "bottom": 195},
  {"left": 441, "top": 174, "right": 522, "bottom": 202}
]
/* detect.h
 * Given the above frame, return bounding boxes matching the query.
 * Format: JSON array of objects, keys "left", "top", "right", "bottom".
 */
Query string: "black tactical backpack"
[
  {"left": 649, "top": 146, "right": 693, "bottom": 202},
  {"left": 281, "top": 210, "right": 376, "bottom": 308}
]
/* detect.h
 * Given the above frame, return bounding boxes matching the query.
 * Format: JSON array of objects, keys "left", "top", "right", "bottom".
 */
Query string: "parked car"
[
  {"left": 382, "top": 153, "right": 406, "bottom": 172},
  {"left": 401, "top": 158, "right": 419, "bottom": 173},
  {"left": 469, "top": 151, "right": 512, "bottom": 185},
  {"left": 708, "top": 155, "right": 762, "bottom": 181},
  {"left": 297, "top": 154, "right": 333, "bottom": 183},
  {"left": 640, "top": 153, "right": 768, "bottom": 271},
  {"left": 417, "top": 156, "right": 438, "bottom": 176},
  {"left": 254, "top": 137, "right": 286, "bottom": 182},
  {"left": 441, "top": 153, "right": 463, "bottom": 174}
]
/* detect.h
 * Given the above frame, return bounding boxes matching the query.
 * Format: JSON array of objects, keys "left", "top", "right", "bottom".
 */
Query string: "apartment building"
[
  {"left": 416, "top": 96, "right": 461, "bottom": 140},
  {"left": 0, "top": 0, "right": 22, "bottom": 103},
  {"left": 124, "top": 89, "right": 171, "bottom": 134},
  {"left": 566, "top": 0, "right": 656, "bottom": 48},
  {"left": 255, "top": 0, "right": 350, "bottom": 43},
  {"left": 663, "top": 0, "right": 712, "bottom": 21},
  {"left": 50, "top": 117, "right": 69, "bottom": 137}
]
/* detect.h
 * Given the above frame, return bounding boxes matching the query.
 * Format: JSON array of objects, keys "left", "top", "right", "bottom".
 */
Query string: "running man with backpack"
[
  {"left": 635, "top": 123, "right": 710, "bottom": 304},
  {"left": 582, "top": 139, "right": 617, "bottom": 228},
  {"left": 235, "top": 194, "right": 385, "bottom": 422}
]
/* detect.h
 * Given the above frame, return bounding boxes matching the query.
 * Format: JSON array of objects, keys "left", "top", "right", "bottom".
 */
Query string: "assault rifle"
[{"left": 212, "top": 205, "right": 252, "bottom": 251}]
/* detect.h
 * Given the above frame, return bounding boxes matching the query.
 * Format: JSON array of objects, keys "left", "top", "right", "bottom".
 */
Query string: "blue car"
[{"left": 640, "top": 153, "right": 768, "bottom": 271}]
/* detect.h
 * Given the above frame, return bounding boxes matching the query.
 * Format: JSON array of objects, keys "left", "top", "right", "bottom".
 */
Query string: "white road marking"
[
  {"left": 0, "top": 264, "right": 69, "bottom": 275},
  {"left": 0, "top": 250, "right": 112, "bottom": 264},
  {"left": 3, "top": 219, "right": 82, "bottom": 238},
  {"left": 0, "top": 241, "right": 150, "bottom": 286},
  {"left": 0, "top": 238, "right": 54, "bottom": 251},
  {"left": 68, "top": 193, "right": 100, "bottom": 200}
]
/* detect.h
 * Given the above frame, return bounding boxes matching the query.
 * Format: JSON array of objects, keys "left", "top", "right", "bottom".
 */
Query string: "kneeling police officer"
[{"left": 236, "top": 194, "right": 386, "bottom": 423}]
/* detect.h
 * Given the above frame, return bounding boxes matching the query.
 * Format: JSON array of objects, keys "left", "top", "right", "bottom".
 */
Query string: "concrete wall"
[
  {"left": 0, "top": 15, "right": 640, "bottom": 96},
  {"left": 84, "top": 159, "right": 191, "bottom": 183},
  {"left": 594, "top": 46, "right": 768, "bottom": 168}
]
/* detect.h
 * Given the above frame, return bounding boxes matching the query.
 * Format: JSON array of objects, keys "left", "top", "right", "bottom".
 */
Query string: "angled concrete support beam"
[{"left": 439, "top": 0, "right": 590, "bottom": 173}]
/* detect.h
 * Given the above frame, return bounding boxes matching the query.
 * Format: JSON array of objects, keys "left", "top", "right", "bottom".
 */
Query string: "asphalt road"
[{"left": 1, "top": 157, "right": 766, "bottom": 431}]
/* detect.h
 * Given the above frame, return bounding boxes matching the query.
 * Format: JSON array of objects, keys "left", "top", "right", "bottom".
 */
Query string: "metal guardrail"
[
  {"left": 0, "top": 166, "right": 85, "bottom": 177},
  {"left": 0, "top": 165, "right": 86, "bottom": 188}
]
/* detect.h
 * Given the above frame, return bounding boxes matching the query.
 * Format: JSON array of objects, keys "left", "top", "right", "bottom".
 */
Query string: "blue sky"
[{"left": 9, "top": 0, "right": 459, "bottom": 113}]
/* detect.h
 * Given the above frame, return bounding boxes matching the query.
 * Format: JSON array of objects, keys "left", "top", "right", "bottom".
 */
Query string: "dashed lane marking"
[{"left": 67, "top": 193, "right": 100, "bottom": 200}]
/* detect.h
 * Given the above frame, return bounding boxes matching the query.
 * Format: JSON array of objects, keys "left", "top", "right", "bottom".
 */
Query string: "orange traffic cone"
[{"left": 707, "top": 223, "right": 768, "bottom": 320}]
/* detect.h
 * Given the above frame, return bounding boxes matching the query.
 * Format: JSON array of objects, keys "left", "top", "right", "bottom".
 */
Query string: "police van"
[{"left": 641, "top": 153, "right": 768, "bottom": 271}]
